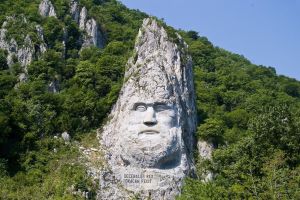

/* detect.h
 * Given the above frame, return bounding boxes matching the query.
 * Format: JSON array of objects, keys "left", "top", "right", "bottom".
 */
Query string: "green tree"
[
  {"left": 0, "top": 50, "right": 8, "bottom": 70},
  {"left": 197, "top": 118, "right": 226, "bottom": 145}
]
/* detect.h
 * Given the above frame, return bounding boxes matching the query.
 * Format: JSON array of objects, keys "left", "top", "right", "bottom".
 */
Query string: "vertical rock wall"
[
  {"left": 98, "top": 18, "right": 197, "bottom": 200},
  {"left": 69, "top": 0, "right": 105, "bottom": 49},
  {"left": 39, "top": 0, "right": 57, "bottom": 18}
]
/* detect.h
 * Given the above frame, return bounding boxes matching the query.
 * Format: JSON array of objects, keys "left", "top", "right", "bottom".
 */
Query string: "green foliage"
[
  {"left": 197, "top": 118, "right": 226, "bottom": 145},
  {"left": 0, "top": 1, "right": 140, "bottom": 195},
  {"left": 283, "top": 82, "right": 300, "bottom": 97},
  {"left": 0, "top": 71, "right": 16, "bottom": 98},
  {"left": 177, "top": 178, "right": 227, "bottom": 200},
  {"left": 0, "top": 137, "right": 97, "bottom": 199},
  {"left": 0, "top": 50, "right": 8, "bottom": 70},
  {"left": 179, "top": 26, "right": 300, "bottom": 199},
  {"left": 42, "top": 17, "right": 64, "bottom": 48},
  {"left": 104, "top": 41, "right": 128, "bottom": 56}
]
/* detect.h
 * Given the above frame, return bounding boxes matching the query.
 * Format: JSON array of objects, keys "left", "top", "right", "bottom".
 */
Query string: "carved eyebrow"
[
  {"left": 134, "top": 102, "right": 147, "bottom": 106},
  {"left": 154, "top": 102, "right": 171, "bottom": 107},
  {"left": 154, "top": 102, "right": 167, "bottom": 106},
  {"left": 154, "top": 102, "right": 172, "bottom": 111}
]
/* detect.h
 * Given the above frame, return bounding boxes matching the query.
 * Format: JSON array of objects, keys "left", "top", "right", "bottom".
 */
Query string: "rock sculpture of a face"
[{"left": 99, "top": 18, "right": 196, "bottom": 200}]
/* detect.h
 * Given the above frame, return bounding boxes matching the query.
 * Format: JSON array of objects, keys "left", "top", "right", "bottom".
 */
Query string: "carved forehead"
[
  {"left": 131, "top": 66, "right": 170, "bottom": 87},
  {"left": 123, "top": 92, "right": 176, "bottom": 105}
]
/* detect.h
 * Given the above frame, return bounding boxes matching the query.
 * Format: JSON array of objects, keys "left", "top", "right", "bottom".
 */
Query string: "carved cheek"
[
  {"left": 127, "top": 111, "right": 146, "bottom": 125},
  {"left": 157, "top": 111, "right": 176, "bottom": 127}
]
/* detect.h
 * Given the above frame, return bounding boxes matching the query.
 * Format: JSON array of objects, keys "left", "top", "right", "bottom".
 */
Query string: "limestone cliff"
[
  {"left": 38, "top": 0, "right": 105, "bottom": 49},
  {"left": 39, "top": 0, "right": 57, "bottom": 18},
  {"left": 70, "top": 0, "right": 105, "bottom": 49},
  {"left": 98, "top": 18, "right": 197, "bottom": 200},
  {"left": 0, "top": 16, "right": 47, "bottom": 82}
]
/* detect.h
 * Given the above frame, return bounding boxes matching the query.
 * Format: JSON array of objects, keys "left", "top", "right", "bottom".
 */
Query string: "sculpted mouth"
[{"left": 139, "top": 130, "right": 159, "bottom": 135}]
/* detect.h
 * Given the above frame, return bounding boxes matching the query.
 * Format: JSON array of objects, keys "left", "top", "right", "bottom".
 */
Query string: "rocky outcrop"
[
  {"left": 39, "top": 0, "right": 57, "bottom": 18},
  {"left": 198, "top": 141, "right": 213, "bottom": 160},
  {"left": 69, "top": 0, "right": 105, "bottom": 48},
  {"left": 1, "top": 37, "right": 17, "bottom": 66},
  {"left": 197, "top": 140, "right": 214, "bottom": 181},
  {"left": 17, "top": 35, "right": 34, "bottom": 68},
  {"left": 97, "top": 18, "right": 197, "bottom": 199},
  {"left": 38, "top": 0, "right": 105, "bottom": 49},
  {"left": 82, "top": 18, "right": 104, "bottom": 48},
  {"left": 36, "top": 25, "right": 47, "bottom": 54},
  {"left": 0, "top": 17, "right": 47, "bottom": 82},
  {"left": 48, "top": 79, "right": 59, "bottom": 93},
  {"left": 79, "top": 7, "right": 87, "bottom": 30},
  {"left": 70, "top": 0, "right": 80, "bottom": 23},
  {"left": 62, "top": 131, "right": 70, "bottom": 143}
]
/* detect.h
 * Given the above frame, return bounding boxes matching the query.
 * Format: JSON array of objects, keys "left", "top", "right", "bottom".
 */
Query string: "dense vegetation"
[
  {"left": 0, "top": 0, "right": 146, "bottom": 198},
  {"left": 0, "top": 0, "right": 299, "bottom": 199},
  {"left": 178, "top": 33, "right": 300, "bottom": 199}
]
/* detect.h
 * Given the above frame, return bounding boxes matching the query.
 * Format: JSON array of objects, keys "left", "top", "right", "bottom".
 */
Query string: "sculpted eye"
[{"left": 135, "top": 105, "right": 147, "bottom": 112}]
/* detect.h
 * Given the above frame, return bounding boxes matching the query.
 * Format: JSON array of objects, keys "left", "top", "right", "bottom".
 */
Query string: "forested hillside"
[{"left": 0, "top": 0, "right": 299, "bottom": 199}]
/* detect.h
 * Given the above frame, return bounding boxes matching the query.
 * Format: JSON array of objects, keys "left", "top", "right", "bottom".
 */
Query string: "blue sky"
[{"left": 119, "top": 0, "right": 300, "bottom": 80}]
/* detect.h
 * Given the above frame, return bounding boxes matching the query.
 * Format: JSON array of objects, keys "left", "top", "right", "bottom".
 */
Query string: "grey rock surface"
[
  {"left": 62, "top": 131, "right": 70, "bottom": 142},
  {"left": 197, "top": 140, "right": 214, "bottom": 181},
  {"left": 17, "top": 35, "right": 34, "bottom": 68},
  {"left": 70, "top": 0, "right": 80, "bottom": 23},
  {"left": 36, "top": 25, "right": 47, "bottom": 54},
  {"left": 82, "top": 18, "right": 104, "bottom": 48},
  {"left": 197, "top": 141, "right": 213, "bottom": 160},
  {"left": 98, "top": 18, "right": 197, "bottom": 200},
  {"left": 48, "top": 80, "right": 59, "bottom": 93},
  {"left": 40, "top": 0, "right": 105, "bottom": 49},
  {"left": 70, "top": 0, "right": 105, "bottom": 49},
  {"left": 18, "top": 73, "right": 28, "bottom": 82},
  {"left": 79, "top": 7, "right": 87, "bottom": 30},
  {"left": 39, "top": 0, "right": 57, "bottom": 18}
]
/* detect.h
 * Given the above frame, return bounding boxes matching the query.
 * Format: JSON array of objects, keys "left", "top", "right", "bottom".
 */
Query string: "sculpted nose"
[{"left": 143, "top": 107, "right": 157, "bottom": 126}]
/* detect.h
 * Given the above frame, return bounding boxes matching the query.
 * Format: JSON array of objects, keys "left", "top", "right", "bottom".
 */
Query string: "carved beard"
[{"left": 116, "top": 127, "right": 182, "bottom": 169}]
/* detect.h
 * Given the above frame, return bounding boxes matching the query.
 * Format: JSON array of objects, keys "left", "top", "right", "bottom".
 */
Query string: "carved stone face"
[
  {"left": 100, "top": 18, "right": 196, "bottom": 199},
  {"left": 117, "top": 96, "right": 182, "bottom": 169}
]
